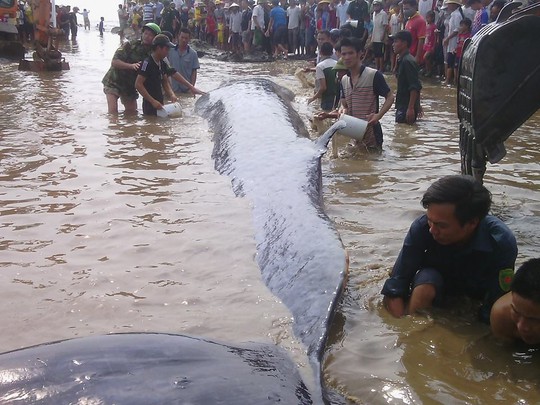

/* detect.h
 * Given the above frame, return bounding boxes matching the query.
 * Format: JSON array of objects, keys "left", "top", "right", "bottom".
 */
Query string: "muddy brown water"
[{"left": 1, "top": 31, "right": 539, "bottom": 403}]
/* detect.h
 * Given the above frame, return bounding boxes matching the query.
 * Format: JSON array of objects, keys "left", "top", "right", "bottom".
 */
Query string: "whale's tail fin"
[{"left": 458, "top": 2, "right": 540, "bottom": 182}]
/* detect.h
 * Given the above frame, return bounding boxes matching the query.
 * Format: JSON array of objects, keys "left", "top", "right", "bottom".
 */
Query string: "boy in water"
[
  {"left": 99, "top": 17, "right": 104, "bottom": 36},
  {"left": 135, "top": 34, "right": 178, "bottom": 116},
  {"left": 308, "top": 42, "right": 337, "bottom": 110},
  {"left": 491, "top": 258, "right": 540, "bottom": 345}
]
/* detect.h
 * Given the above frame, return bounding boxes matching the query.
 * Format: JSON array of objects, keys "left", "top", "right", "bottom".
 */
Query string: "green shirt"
[{"left": 102, "top": 40, "right": 152, "bottom": 99}]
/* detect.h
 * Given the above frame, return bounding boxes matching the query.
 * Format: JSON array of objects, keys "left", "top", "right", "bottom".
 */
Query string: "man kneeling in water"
[
  {"left": 491, "top": 258, "right": 540, "bottom": 345},
  {"left": 381, "top": 175, "right": 518, "bottom": 323}
]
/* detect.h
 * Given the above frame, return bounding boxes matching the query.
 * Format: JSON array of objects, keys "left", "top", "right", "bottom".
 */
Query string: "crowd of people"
[
  {"left": 117, "top": 0, "right": 535, "bottom": 67},
  {"left": 15, "top": 1, "right": 94, "bottom": 42},
  {"left": 112, "top": 0, "right": 532, "bottom": 139}
]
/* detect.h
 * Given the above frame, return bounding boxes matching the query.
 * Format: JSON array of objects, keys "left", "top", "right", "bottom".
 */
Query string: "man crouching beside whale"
[{"left": 381, "top": 175, "right": 518, "bottom": 324}]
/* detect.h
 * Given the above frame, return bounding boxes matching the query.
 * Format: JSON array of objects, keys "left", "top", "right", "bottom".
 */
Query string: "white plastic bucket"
[
  {"left": 157, "top": 102, "right": 182, "bottom": 118},
  {"left": 337, "top": 114, "right": 368, "bottom": 140}
]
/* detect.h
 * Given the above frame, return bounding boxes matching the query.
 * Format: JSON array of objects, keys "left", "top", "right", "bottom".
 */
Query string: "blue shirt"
[
  {"left": 381, "top": 214, "right": 517, "bottom": 321},
  {"left": 167, "top": 46, "right": 200, "bottom": 93},
  {"left": 270, "top": 6, "right": 287, "bottom": 29}
]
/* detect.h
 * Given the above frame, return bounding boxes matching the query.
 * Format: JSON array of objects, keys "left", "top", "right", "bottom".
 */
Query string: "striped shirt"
[{"left": 341, "top": 66, "right": 390, "bottom": 148}]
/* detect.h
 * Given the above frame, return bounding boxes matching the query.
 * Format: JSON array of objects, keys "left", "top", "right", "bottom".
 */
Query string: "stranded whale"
[
  {"left": 0, "top": 79, "right": 348, "bottom": 404},
  {"left": 0, "top": 334, "right": 312, "bottom": 404},
  {"left": 195, "top": 79, "right": 348, "bottom": 397}
]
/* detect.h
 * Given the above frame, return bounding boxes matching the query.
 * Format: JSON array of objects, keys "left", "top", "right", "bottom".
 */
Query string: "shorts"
[
  {"left": 372, "top": 42, "right": 384, "bottom": 57},
  {"left": 231, "top": 32, "right": 241, "bottom": 48},
  {"left": 412, "top": 268, "right": 444, "bottom": 306},
  {"left": 253, "top": 28, "right": 263, "bottom": 46},
  {"left": 273, "top": 26, "right": 287, "bottom": 46},
  {"left": 446, "top": 51, "right": 456, "bottom": 67},
  {"left": 454, "top": 56, "right": 461, "bottom": 69},
  {"left": 103, "top": 85, "right": 138, "bottom": 104},
  {"left": 242, "top": 30, "right": 252, "bottom": 44}
]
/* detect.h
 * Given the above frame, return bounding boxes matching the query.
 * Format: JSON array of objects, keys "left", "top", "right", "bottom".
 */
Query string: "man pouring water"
[{"left": 338, "top": 37, "right": 394, "bottom": 152}]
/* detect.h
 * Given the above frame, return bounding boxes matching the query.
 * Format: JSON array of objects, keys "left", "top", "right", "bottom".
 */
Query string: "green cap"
[
  {"left": 333, "top": 58, "right": 347, "bottom": 71},
  {"left": 143, "top": 22, "right": 161, "bottom": 35}
]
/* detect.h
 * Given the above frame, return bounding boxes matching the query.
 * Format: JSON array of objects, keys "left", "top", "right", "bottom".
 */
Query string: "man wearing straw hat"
[{"left": 229, "top": 3, "right": 243, "bottom": 54}]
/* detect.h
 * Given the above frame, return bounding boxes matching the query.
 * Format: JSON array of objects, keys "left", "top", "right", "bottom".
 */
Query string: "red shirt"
[
  {"left": 423, "top": 22, "right": 436, "bottom": 53},
  {"left": 329, "top": 7, "right": 337, "bottom": 29},
  {"left": 206, "top": 15, "right": 216, "bottom": 33},
  {"left": 456, "top": 32, "right": 471, "bottom": 58},
  {"left": 405, "top": 12, "right": 427, "bottom": 57}
]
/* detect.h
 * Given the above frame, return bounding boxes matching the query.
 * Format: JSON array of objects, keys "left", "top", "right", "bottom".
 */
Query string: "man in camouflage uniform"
[{"left": 102, "top": 23, "right": 161, "bottom": 114}]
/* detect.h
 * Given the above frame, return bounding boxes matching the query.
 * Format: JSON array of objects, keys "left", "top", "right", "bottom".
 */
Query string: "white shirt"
[
  {"left": 287, "top": 6, "right": 302, "bottom": 29},
  {"left": 315, "top": 57, "right": 337, "bottom": 92},
  {"left": 229, "top": 11, "right": 242, "bottom": 33},
  {"left": 418, "top": 0, "right": 434, "bottom": 19},
  {"left": 462, "top": 5, "right": 476, "bottom": 21},
  {"left": 336, "top": 1, "right": 350, "bottom": 27},
  {"left": 315, "top": 57, "right": 337, "bottom": 79},
  {"left": 447, "top": 7, "right": 463, "bottom": 53},
  {"left": 371, "top": 9, "right": 388, "bottom": 42},
  {"left": 252, "top": 4, "right": 265, "bottom": 30},
  {"left": 389, "top": 13, "right": 400, "bottom": 36}
]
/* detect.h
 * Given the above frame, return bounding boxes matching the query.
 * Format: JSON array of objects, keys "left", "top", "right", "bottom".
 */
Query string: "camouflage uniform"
[{"left": 102, "top": 40, "right": 152, "bottom": 101}]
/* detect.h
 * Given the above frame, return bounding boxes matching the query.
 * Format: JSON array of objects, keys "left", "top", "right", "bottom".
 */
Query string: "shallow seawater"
[{"left": 1, "top": 29, "right": 539, "bottom": 403}]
